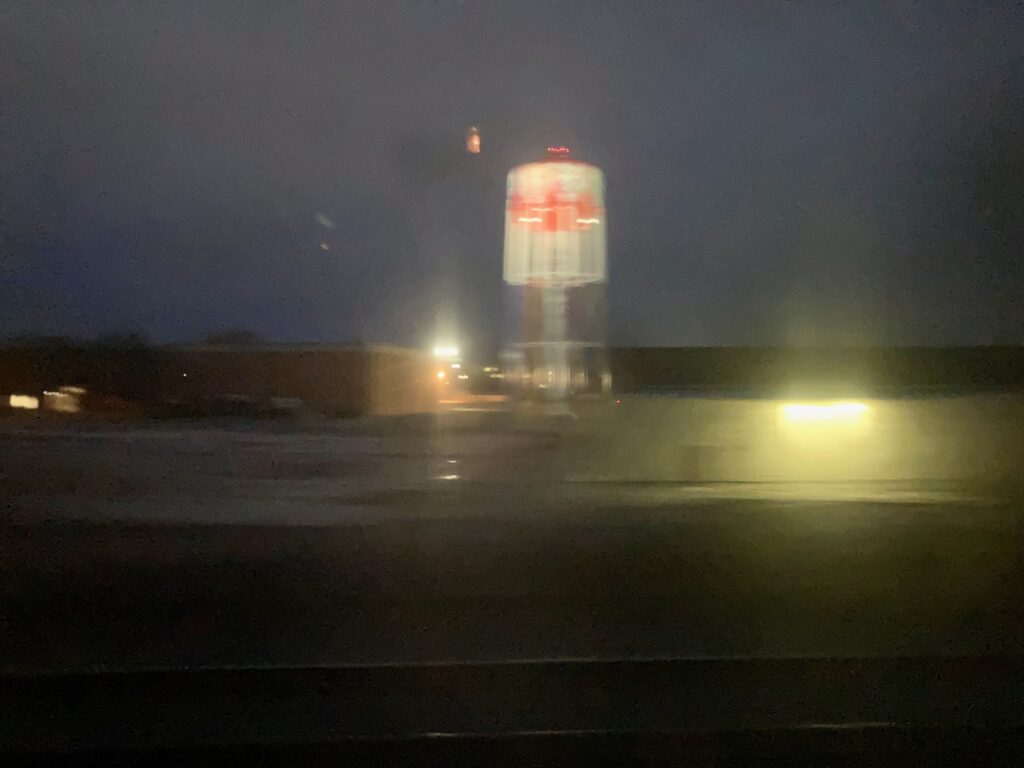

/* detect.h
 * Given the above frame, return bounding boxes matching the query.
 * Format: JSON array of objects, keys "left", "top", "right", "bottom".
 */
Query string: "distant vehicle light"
[
  {"left": 436, "top": 370, "right": 446, "bottom": 380},
  {"left": 466, "top": 125, "right": 480, "bottom": 154},
  {"left": 450, "top": 363, "right": 461, "bottom": 369},
  {"left": 457, "top": 374, "right": 469, "bottom": 380},
  {"left": 780, "top": 401, "right": 869, "bottom": 423},
  {"left": 9, "top": 394, "right": 40, "bottom": 410}
]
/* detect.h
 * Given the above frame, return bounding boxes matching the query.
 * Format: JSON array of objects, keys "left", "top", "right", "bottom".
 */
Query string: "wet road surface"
[{"left": 2, "top": 418, "right": 1023, "bottom": 672}]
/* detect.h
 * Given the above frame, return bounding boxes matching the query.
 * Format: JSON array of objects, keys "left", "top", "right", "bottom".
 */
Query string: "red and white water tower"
[{"left": 502, "top": 147, "right": 609, "bottom": 399}]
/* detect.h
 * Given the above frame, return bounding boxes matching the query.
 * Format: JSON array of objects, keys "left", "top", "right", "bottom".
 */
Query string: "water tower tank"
[{"left": 502, "top": 148, "right": 609, "bottom": 399}]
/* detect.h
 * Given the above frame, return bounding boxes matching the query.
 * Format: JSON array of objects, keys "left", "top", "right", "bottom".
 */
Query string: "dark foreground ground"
[{"left": 2, "top": 415, "right": 1023, "bottom": 672}]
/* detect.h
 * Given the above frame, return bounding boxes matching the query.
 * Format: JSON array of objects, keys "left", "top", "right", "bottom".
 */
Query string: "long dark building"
[{"left": 0, "top": 342, "right": 438, "bottom": 416}]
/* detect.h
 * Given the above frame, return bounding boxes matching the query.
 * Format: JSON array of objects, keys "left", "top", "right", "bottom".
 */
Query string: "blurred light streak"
[
  {"left": 9, "top": 394, "right": 39, "bottom": 410},
  {"left": 780, "top": 401, "right": 869, "bottom": 423},
  {"left": 433, "top": 345, "right": 459, "bottom": 359}
]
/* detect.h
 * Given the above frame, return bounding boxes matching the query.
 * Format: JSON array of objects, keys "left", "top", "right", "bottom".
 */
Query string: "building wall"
[
  {"left": 160, "top": 345, "right": 435, "bottom": 416},
  {"left": 365, "top": 348, "right": 438, "bottom": 416},
  {"left": 161, "top": 347, "right": 370, "bottom": 414},
  {"left": 0, "top": 343, "right": 437, "bottom": 417}
]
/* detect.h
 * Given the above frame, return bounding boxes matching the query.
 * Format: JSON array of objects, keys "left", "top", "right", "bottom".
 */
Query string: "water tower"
[{"left": 502, "top": 147, "right": 609, "bottom": 399}]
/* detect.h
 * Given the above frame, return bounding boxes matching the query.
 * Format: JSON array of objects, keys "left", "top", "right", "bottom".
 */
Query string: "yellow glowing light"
[
  {"left": 466, "top": 125, "right": 480, "bottom": 154},
  {"left": 9, "top": 394, "right": 40, "bottom": 410},
  {"left": 576, "top": 218, "right": 601, "bottom": 224},
  {"left": 780, "top": 401, "right": 869, "bottom": 423},
  {"left": 436, "top": 370, "right": 446, "bottom": 380},
  {"left": 433, "top": 345, "right": 459, "bottom": 359},
  {"left": 457, "top": 374, "right": 469, "bottom": 380},
  {"left": 44, "top": 389, "right": 80, "bottom": 413}
]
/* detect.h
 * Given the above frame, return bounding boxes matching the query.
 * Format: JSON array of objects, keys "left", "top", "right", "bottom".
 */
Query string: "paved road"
[{"left": 2, "top": 418, "right": 1023, "bottom": 672}]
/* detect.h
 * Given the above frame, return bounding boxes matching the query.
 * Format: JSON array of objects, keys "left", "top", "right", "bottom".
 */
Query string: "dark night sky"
[{"left": 2, "top": 1, "right": 1022, "bottom": 352}]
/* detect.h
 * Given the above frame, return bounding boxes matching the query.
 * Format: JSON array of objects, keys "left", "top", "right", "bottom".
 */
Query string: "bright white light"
[
  {"left": 9, "top": 394, "right": 39, "bottom": 410},
  {"left": 457, "top": 374, "right": 469, "bottom": 380},
  {"left": 517, "top": 217, "right": 542, "bottom": 223},
  {"left": 450, "top": 363, "right": 461, "bottom": 369},
  {"left": 433, "top": 345, "right": 459, "bottom": 359},
  {"left": 436, "top": 370, "right": 446, "bottom": 380},
  {"left": 780, "top": 401, "right": 869, "bottom": 423},
  {"left": 435, "top": 474, "right": 460, "bottom": 481},
  {"left": 576, "top": 218, "right": 600, "bottom": 224}
]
